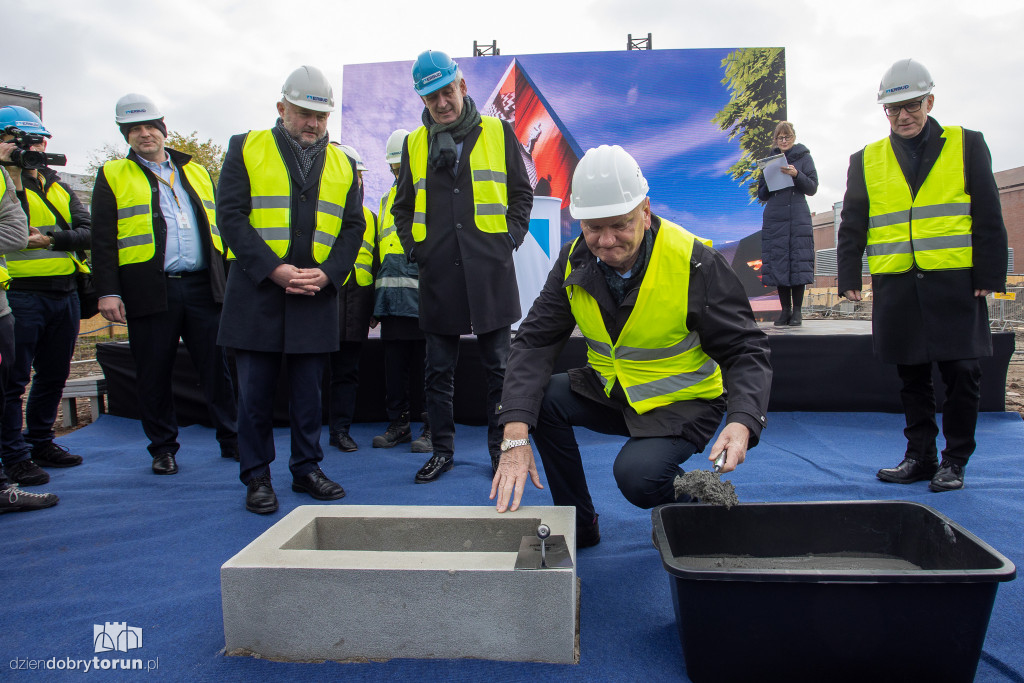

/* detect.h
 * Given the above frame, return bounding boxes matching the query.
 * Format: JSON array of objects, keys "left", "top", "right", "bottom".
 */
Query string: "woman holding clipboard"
[{"left": 757, "top": 121, "right": 818, "bottom": 326}]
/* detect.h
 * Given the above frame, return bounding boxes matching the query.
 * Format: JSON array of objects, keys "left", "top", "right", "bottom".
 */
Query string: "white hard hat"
[
  {"left": 282, "top": 65, "right": 335, "bottom": 112},
  {"left": 569, "top": 145, "right": 649, "bottom": 220},
  {"left": 336, "top": 144, "right": 366, "bottom": 171},
  {"left": 115, "top": 93, "right": 163, "bottom": 124},
  {"left": 385, "top": 129, "right": 410, "bottom": 164},
  {"left": 877, "top": 59, "right": 934, "bottom": 104}
]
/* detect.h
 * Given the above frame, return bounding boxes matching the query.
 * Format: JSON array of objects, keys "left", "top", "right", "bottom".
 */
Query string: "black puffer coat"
[{"left": 756, "top": 143, "right": 818, "bottom": 287}]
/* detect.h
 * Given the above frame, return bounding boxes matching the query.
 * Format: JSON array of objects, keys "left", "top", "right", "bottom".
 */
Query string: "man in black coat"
[
  {"left": 393, "top": 50, "right": 533, "bottom": 483},
  {"left": 838, "top": 59, "right": 1007, "bottom": 492},
  {"left": 93, "top": 94, "right": 237, "bottom": 476},
  {"left": 217, "top": 66, "right": 364, "bottom": 514}
]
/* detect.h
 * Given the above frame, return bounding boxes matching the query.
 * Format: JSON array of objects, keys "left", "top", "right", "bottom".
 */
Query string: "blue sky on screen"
[{"left": 342, "top": 48, "right": 768, "bottom": 245}]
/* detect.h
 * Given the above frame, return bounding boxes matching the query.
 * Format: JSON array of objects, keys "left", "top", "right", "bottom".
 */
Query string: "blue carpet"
[{"left": 3, "top": 412, "right": 1022, "bottom": 682}]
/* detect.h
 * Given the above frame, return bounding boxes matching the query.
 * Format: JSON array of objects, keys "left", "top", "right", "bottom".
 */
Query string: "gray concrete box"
[{"left": 221, "top": 505, "right": 577, "bottom": 664}]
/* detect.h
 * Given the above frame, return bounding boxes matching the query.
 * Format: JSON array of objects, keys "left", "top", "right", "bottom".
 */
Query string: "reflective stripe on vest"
[
  {"left": 240, "top": 130, "right": 353, "bottom": 263},
  {"left": 0, "top": 174, "right": 6, "bottom": 288},
  {"left": 103, "top": 159, "right": 157, "bottom": 266},
  {"left": 353, "top": 206, "right": 376, "bottom": 286},
  {"left": 179, "top": 163, "right": 223, "bottom": 255},
  {"left": 407, "top": 116, "right": 508, "bottom": 242},
  {"left": 377, "top": 185, "right": 404, "bottom": 259},
  {"left": 8, "top": 180, "right": 87, "bottom": 278},
  {"left": 863, "top": 126, "right": 972, "bottom": 273},
  {"left": 565, "top": 220, "right": 723, "bottom": 414}
]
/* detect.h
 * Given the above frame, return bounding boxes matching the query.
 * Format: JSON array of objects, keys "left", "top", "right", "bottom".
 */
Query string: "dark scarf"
[
  {"left": 422, "top": 95, "right": 481, "bottom": 170},
  {"left": 598, "top": 228, "right": 654, "bottom": 307},
  {"left": 276, "top": 118, "right": 330, "bottom": 182}
]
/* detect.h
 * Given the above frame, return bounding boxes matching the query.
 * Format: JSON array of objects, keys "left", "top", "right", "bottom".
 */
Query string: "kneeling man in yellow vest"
[{"left": 491, "top": 145, "right": 773, "bottom": 547}]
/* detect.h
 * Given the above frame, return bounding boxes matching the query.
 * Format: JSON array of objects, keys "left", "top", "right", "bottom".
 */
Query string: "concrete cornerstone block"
[{"left": 221, "top": 505, "right": 578, "bottom": 664}]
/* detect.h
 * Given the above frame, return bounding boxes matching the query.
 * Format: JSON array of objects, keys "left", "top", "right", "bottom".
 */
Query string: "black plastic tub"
[{"left": 653, "top": 501, "right": 1016, "bottom": 683}]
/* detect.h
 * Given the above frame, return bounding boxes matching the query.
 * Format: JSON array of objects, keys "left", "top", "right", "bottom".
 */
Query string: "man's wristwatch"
[{"left": 500, "top": 437, "right": 530, "bottom": 452}]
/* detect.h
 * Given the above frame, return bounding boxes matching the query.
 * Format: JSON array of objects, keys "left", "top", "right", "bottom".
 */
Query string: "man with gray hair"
[
  {"left": 393, "top": 49, "right": 533, "bottom": 483},
  {"left": 217, "top": 65, "right": 364, "bottom": 514}
]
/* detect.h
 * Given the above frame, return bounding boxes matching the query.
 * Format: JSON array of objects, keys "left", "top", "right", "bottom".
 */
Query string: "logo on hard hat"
[
  {"left": 124, "top": 108, "right": 148, "bottom": 115},
  {"left": 883, "top": 85, "right": 910, "bottom": 95},
  {"left": 421, "top": 71, "right": 442, "bottom": 85},
  {"left": 306, "top": 95, "right": 329, "bottom": 103}
]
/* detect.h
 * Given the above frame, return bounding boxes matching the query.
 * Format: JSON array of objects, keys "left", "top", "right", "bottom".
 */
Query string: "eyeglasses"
[
  {"left": 775, "top": 135, "right": 793, "bottom": 142},
  {"left": 883, "top": 96, "right": 928, "bottom": 117}
]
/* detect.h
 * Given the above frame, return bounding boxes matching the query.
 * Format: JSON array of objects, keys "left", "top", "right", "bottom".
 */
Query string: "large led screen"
[{"left": 341, "top": 47, "right": 786, "bottom": 299}]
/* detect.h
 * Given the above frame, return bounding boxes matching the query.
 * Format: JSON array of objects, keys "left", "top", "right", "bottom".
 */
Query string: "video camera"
[{"left": 1, "top": 126, "right": 66, "bottom": 169}]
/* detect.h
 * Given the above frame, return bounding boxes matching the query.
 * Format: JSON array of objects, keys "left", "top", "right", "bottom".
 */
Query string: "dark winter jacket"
[
  {"left": 92, "top": 148, "right": 227, "bottom": 318},
  {"left": 497, "top": 216, "right": 772, "bottom": 451},
  {"left": 9, "top": 166, "right": 91, "bottom": 294},
  {"left": 392, "top": 117, "right": 533, "bottom": 336},
  {"left": 756, "top": 143, "right": 818, "bottom": 287},
  {"left": 837, "top": 117, "right": 1007, "bottom": 364},
  {"left": 215, "top": 127, "right": 364, "bottom": 353}
]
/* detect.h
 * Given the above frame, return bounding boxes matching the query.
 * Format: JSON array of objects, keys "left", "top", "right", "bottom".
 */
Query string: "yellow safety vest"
[
  {"left": 6, "top": 176, "right": 88, "bottom": 278},
  {"left": 0, "top": 172, "right": 9, "bottom": 288},
  {"left": 407, "top": 116, "right": 508, "bottom": 242},
  {"left": 565, "top": 219, "right": 723, "bottom": 414},
  {"left": 352, "top": 206, "right": 376, "bottom": 286},
  {"left": 102, "top": 157, "right": 222, "bottom": 267},
  {"left": 240, "top": 130, "right": 353, "bottom": 263},
  {"left": 863, "top": 126, "right": 972, "bottom": 273}
]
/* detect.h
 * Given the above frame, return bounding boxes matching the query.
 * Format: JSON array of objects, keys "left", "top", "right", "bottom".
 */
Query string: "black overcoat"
[
  {"left": 837, "top": 117, "right": 1007, "bottom": 364},
  {"left": 756, "top": 143, "right": 818, "bottom": 287},
  {"left": 392, "top": 117, "right": 533, "bottom": 336},
  {"left": 215, "top": 127, "right": 364, "bottom": 354}
]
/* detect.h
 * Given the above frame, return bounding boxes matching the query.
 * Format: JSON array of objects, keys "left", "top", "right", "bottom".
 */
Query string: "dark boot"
[
  {"left": 372, "top": 412, "right": 411, "bottom": 448},
  {"left": 788, "top": 308, "right": 803, "bottom": 326},
  {"left": 774, "top": 307, "right": 791, "bottom": 326},
  {"left": 410, "top": 412, "right": 433, "bottom": 453}
]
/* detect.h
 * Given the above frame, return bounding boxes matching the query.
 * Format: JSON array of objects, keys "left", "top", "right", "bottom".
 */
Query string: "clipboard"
[{"left": 757, "top": 153, "right": 794, "bottom": 192}]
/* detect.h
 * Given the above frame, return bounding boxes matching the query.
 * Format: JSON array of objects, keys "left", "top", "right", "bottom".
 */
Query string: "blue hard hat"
[
  {"left": 412, "top": 50, "right": 459, "bottom": 96},
  {"left": 0, "top": 105, "right": 51, "bottom": 137}
]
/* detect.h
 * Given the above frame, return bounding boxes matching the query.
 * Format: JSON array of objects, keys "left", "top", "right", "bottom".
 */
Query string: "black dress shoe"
[
  {"left": 578, "top": 515, "right": 601, "bottom": 549},
  {"left": 246, "top": 476, "right": 278, "bottom": 514},
  {"left": 929, "top": 461, "right": 965, "bottom": 492},
  {"left": 291, "top": 468, "right": 346, "bottom": 500},
  {"left": 877, "top": 457, "right": 937, "bottom": 484},
  {"left": 329, "top": 430, "right": 359, "bottom": 452},
  {"left": 414, "top": 453, "right": 453, "bottom": 483},
  {"left": 152, "top": 453, "right": 178, "bottom": 475}
]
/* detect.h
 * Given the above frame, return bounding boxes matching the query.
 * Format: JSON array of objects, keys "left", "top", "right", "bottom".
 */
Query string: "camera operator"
[{"left": 0, "top": 106, "right": 90, "bottom": 487}]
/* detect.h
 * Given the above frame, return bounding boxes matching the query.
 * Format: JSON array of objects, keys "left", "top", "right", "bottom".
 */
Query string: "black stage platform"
[{"left": 96, "top": 321, "right": 1015, "bottom": 427}]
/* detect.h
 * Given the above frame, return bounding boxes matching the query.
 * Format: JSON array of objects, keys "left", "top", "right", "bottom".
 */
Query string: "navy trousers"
[
  {"left": 1, "top": 290, "right": 78, "bottom": 467},
  {"left": 126, "top": 273, "right": 237, "bottom": 457},
  {"left": 328, "top": 341, "right": 362, "bottom": 435},
  {"left": 236, "top": 349, "right": 327, "bottom": 484},
  {"left": 533, "top": 374, "right": 697, "bottom": 527}
]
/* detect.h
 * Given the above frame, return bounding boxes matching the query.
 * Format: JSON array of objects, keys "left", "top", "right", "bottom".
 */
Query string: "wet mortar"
[{"left": 674, "top": 469, "right": 739, "bottom": 508}]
